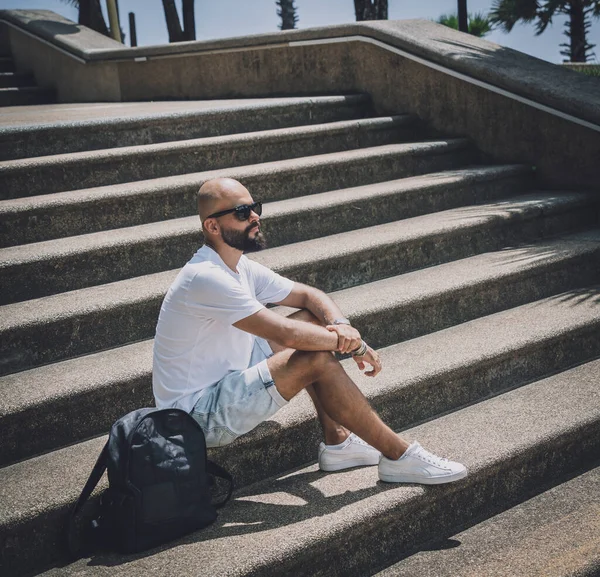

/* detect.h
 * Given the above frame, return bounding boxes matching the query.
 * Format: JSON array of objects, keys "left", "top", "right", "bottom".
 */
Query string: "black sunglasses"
[{"left": 206, "top": 201, "right": 262, "bottom": 221}]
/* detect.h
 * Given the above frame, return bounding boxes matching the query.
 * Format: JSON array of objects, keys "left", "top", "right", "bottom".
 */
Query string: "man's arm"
[
  {"left": 275, "top": 283, "right": 382, "bottom": 377},
  {"left": 274, "top": 282, "right": 344, "bottom": 325},
  {"left": 275, "top": 283, "right": 362, "bottom": 353},
  {"left": 233, "top": 307, "right": 341, "bottom": 351}
]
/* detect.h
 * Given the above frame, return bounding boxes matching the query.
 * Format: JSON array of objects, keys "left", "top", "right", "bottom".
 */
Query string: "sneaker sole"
[
  {"left": 378, "top": 468, "right": 468, "bottom": 484},
  {"left": 319, "top": 455, "right": 381, "bottom": 472}
]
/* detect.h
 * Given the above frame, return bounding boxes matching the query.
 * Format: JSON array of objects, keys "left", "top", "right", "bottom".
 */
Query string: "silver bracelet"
[{"left": 351, "top": 340, "right": 368, "bottom": 357}]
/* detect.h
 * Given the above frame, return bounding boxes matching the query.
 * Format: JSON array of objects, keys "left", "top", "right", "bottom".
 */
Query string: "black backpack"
[{"left": 66, "top": 408, "right": 233, "bottom": 555}]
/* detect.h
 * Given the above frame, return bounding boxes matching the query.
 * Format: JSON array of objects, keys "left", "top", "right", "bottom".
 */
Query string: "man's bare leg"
[
  {"left": 267, "top": 310, "right": 350, "bottom": 445},
  {"left": 266, "top": 344, "right": 410, "bottom": 460}
]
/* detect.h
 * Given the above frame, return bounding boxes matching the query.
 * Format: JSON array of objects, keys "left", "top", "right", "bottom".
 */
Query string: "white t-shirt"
[{"left": 152, "top": 245, "right": 294, "bottom": 413}]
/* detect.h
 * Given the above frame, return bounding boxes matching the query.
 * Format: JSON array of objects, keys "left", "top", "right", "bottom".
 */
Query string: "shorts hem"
[{"left": 256, "top": 358, "right": 288, "bottom": 408}]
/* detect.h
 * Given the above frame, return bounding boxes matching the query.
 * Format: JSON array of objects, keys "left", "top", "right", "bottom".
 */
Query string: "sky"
[{"left": 1, "top": 0, "right": 599, "bottom": 64}]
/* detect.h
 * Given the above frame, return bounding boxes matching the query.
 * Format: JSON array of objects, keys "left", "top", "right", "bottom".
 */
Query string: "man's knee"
[
  {"left": 301, "top": 349, "right": 339, "bottom": 380},
  {"left": 268, "top": 348, "right": 338, "bottom": 401},
  {"left": 273, "top": 348, "right": 337, "bottom": 381}
]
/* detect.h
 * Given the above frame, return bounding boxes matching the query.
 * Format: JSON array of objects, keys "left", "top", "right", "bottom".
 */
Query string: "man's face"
[{"left": 218, "top": 195, "right": 266, "bottom": 253}]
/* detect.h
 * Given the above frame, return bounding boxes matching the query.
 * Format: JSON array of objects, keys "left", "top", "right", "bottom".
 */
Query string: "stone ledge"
[
  {"left": 0, "top": 9, "right": 121, "bottom": 54},
  {"left": 1, "top": 10, "right": 598, "bottom": 128}
]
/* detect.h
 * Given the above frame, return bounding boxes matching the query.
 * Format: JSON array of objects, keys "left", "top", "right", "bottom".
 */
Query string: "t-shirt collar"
[{"left": 201, "top": 244, "right": 241, "bottom": 277}]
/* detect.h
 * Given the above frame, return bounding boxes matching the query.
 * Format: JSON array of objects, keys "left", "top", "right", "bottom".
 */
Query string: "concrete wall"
[
  {"left": 8, "top": 26, "right": 120, "bottom": 102},
  {"left": 1, "top": 9, "right": 598, "bottom": 189},
  {"left": 352, "top": 41, "right": 599, "bottom": 191}
]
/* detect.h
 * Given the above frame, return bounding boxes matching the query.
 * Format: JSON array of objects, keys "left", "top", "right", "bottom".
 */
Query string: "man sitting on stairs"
[{"left": 152, "top": 177, "right": 467, "bottom": 484}]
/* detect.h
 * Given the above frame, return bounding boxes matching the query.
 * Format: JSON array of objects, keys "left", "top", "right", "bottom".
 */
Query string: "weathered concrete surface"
[
  {"left": 2, "top": 11, "right": 120, "bottom": 102},
  {"left": 0, "top": 115, "right": 414, "bottom": 196},
  {"left": 0, "top": 10, "right": 121, "bottom": 53},
  {"left": 0, "top": 165, "right": 529, "bottom": 300},
  {"left": 6, "top": 358, "right": 598, "bottom": 577},
  {"left": 0, "top": 85, "right": 53, "bottom": 106},
  {"left": 1, "top": 11, "right": 597, "bottom": 186},
  {"left": 0, "top": 191, "right": 595, "bottom": 374},
  {"left": 1, "top": 237, "right": 599, "bottom": 466},
  {"left": 2, "top": 11, "right": 597, "bottom": 126},
  {"left": 376, "top": 465, "right": 600, "bottom": 577},
  {"left": 0, "top": 140, "right": 475, "bottom": 245},
  {"left": 354, "top": 40, "right": 600, "bottom": 191},
  {"left": 0, "top": 94, "right": 370, "bottom": 159},
  {"left": 0, "top": 72, "right": 35, "bottom": 88}
]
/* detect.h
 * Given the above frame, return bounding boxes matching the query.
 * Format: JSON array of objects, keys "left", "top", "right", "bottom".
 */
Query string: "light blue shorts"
[{"left": 190, "top": 337, "right": 288, "bottom": 448}]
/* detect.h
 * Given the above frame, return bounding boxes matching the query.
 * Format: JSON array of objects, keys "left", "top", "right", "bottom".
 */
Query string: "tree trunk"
[
  {"left": 78, "top": 0, "right": 110, "bottom": 37},
  {"left": 182, "top": 0, "right": 196, "bottom": 41},
  {"left": 277, "top": 0, "right": 298, "bottom": 30},
  {"left": 162, "top": 0, "right": 185, "bottom": 43},
  {"left": 569, "top": 0, "right": 587, "bottom": 62},
  {"left": 457, "top": 0, "right": 468, "bottom": 32},
  {"left": 354, "top": 0, "right": 388, "bottom": 21}
]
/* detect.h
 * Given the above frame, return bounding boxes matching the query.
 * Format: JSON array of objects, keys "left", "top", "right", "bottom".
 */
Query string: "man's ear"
[{"left": 203, "top": 218, "right": 220, "bottom": 236}]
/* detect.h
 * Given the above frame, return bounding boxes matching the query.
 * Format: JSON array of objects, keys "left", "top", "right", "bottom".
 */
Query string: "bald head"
[{"left": 197, "top": 178, "right": 251, "bottom": 223}]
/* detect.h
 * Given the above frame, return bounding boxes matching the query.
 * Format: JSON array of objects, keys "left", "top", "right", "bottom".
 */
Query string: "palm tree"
[
  {"left": 458, "top": 0, "right": 469, "bottom": 32},
  {"left": 277, "top": 0, "right": 299, "bottom": 30},
  {"left": 437, "top": 12, "right": 494, "bottom": 37},
  {"left": 354, "top": 0, "right": 388, "bottom": 21},
  {"left": 490, "top": 0, "right": 600, "bottom": 62},
  {"left": 162, "top": 0, "right": 196, "bottom": 43}
]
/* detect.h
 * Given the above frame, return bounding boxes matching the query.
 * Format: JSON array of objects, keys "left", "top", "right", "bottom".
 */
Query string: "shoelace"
[
  {"left": 414, "top": 446, "right": 449, "bottom": 467},
  {"left": 349, "top": 434, "right": 370, "bottom": 447}
]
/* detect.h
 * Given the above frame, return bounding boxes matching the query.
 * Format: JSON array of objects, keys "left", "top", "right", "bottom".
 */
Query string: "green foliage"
[
  {"left": 469, "top": 13, "right": 495, "bottom": 36},
  {"left": 437, "top": 12, "right": 494, "bottom": 37},
  {"left": 490, "top": 0, "right": 600, "bottom": 62},
  {"left": 570, "top": 64, "right": 600, "bottom": 76}
]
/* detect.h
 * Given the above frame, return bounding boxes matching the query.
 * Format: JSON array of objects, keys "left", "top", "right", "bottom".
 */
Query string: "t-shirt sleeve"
[
  {"left": 248, "top": 259, "right": 295, "bottom": 305},
  {"left": 185, "top": 268, "right": 264, "bottom": 325}
]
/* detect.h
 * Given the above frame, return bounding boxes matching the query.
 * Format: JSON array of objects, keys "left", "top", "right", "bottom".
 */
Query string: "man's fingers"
[
  {"left": 364, "top": 349, "right": 382, "bottom": 377},
  {"left": 326, "top": 325, "right": 357, "bottom": 353},
  {"left": 344, "top": 338, "right": 358, "bottom": 354}
]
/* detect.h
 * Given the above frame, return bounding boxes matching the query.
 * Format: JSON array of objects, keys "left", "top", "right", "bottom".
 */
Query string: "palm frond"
[
  {"left": 489, "top": 0, "right": 539, "bottom": 32},
  {"left": 469, "top": 12, "right": 495, "bottom": 37},
  {"left": 437, "top": 13, "right": 459, "bottom": 29}
]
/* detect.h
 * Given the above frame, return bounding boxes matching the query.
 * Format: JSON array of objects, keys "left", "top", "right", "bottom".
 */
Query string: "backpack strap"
[
  {"left": 206, "top": 460, "right": 234, "bottom": 509},
  {"left": 65, "top": 441, "right": 109, "bottom": 556}
]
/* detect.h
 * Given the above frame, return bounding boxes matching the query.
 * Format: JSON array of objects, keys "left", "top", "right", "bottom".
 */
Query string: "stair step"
[
  {"left": 0, "top": 86, "right": 55, "bottom": 107},
  {"left": 375, "top": 465, "right": 600, "bottom": 577},
  {"left": 0, "top": 56, "right": 15, "bottom": 72},
  {"left": 8, "top": 356, "right": 600, "bottom": 576},
  {"left": 1, "top": 242, "right": 599, "bottom": 466},
  {"left": 0, "top": 165, "right": 531, "bottom": 302},
  {"left": 0, "top": 115, "right": 418, "bottom": 197},
  {"left": 0, "top": 94, "right": 371, "bottom": 161},
  {"left": 0, "top": 191, "right": 595, "bottom": 375},
  {"left": 0, "top": 73, "right": 35, "bottom": 88},
  {"left": 0, "top": 140, "right": 475, "bottom": 246}
]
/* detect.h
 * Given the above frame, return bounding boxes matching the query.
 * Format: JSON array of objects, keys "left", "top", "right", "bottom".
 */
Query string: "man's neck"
[{"left": 205, "top": 241, "right": 242, "bottom": 274}]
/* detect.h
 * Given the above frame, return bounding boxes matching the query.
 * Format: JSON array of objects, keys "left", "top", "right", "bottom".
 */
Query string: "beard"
[{"left": 221, "top": 222, "right": 267, "bottom": 253}]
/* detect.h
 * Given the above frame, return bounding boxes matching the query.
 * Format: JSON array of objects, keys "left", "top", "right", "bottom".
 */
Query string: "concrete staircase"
[
  {"left": 0, "top": 91, "right": 599, "bottom": 577},
  {"left": 0, "top": 50, "right": 54, "bottom": 107}
]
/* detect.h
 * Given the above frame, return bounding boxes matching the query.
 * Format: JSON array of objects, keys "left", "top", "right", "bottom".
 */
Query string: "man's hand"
[
  {"left": 353, "top": 345, "right": 382, "bottom": 377},
  {"left": 326, "top": 324, "right": 362, "bottom": 354}
]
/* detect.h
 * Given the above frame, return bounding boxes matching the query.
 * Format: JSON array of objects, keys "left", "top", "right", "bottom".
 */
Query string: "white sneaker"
[
  {"left": 318, "top": 433, "right": 381, "bottom": 472},
  {"left": 378, "top": 441, "right": 468, "bottom": 484}
]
